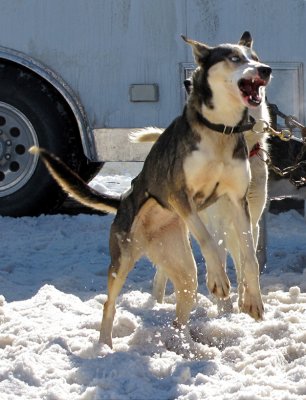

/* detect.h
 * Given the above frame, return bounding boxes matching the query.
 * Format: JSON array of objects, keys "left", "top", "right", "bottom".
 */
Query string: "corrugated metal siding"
[{"left": 0, "top": 0, "right": 305, "bottom": 127}]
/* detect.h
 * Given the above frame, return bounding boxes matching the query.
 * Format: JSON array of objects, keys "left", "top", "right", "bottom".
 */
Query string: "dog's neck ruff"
[{"left": 196, "top": 112, "right": 255, "bottom": 134}]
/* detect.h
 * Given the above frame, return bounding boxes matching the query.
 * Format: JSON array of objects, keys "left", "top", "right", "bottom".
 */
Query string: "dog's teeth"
[{"left": 252, "top": 79, "right": 255, "bottom": 83}]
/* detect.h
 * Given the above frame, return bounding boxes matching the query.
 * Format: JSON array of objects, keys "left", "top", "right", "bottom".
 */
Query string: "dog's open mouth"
[{"left": 238, "top": 78, "right": 267, "bottom": 107}]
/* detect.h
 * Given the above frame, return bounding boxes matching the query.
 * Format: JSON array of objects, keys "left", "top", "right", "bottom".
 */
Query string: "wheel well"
[
  {"left": 0, "top": 57, "right": 102, "bottom": 216},
  {"left": 0, "top": 51, "right": 94, "bottom": 159},
  {"left": 4, "top": 59, "right": 80, "bottom": 143}
]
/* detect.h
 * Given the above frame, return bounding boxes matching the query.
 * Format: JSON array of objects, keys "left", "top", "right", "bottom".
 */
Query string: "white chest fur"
[{"left": 183, "top": 134, "right": 251, "bottom": 206}]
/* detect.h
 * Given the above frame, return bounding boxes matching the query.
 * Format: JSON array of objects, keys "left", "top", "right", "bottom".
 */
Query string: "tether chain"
[{"left": 252, "top": 110, "right": 306, "bottom": 188}]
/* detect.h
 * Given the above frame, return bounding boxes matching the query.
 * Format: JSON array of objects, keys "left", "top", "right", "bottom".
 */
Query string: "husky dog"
[
  {"left": 132, "top": 79, "right": 270, "bottom": 313},
  {"left": 31, "top": 32, "right": 271, "bottom": 348}
]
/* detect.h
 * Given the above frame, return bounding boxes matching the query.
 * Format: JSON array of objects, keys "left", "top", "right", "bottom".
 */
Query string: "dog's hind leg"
[
  {"left": 147, "top": 219, "right": 198, "bottom": 328},
  {"left": 152, "top": 267, "right": 168, "bottom": 303},
  {"left": 99, "top": 228, "right": 140, "bottom": 348},
  {"left": 248, "top": 162, "right": 268, "bottom": 270},
  {"left": 100, "top": 254, "right": 134, "bottom": 348}
]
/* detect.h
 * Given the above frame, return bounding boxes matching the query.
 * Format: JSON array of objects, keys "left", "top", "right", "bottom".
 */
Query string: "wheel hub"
[
  {"left": 0, "top": 137, "right": 5, "bottom": 160},
  {"left": 0, "top": 102, "right": 38, "bottom": 196}
]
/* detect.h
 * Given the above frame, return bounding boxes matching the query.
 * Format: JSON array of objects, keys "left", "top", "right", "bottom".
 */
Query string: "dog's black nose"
[{"left": 258, "top": 66, "right": 272, "bottom": 79}]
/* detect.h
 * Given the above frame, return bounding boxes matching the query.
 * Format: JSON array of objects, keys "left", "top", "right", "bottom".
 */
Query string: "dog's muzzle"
[{"left": 238, "top": 64, "right": 272, "bottom": 107}]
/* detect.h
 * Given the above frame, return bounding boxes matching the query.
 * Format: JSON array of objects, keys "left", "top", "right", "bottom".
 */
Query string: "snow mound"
[{"left": 0, "top": 169, "right": 305, "bottom": 399}]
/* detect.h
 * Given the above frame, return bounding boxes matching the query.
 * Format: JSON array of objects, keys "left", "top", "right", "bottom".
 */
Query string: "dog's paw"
[
  {"left": 240, "top": 289, "right": 264, "bottom": 320},
  {"left": 206, "top": 269, "right": 230, "bottom": 299}
]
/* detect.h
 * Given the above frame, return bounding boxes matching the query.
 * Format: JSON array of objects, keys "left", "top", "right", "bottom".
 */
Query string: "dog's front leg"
[
  {"left": 199, "top": 206, "right": 233, "bottom": 311},
  {"left": 185, "top": 212, "right": 231, "bottom": 299},
  {"left": 230, "top": 196, "right": 264, "bottom": 320}
]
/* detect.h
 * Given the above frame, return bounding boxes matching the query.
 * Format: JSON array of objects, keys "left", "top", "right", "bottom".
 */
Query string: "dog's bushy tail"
[
  {"left": 29, "top": 147, "right": 120, "bottom": 214},
  {"left": 129, "top": 127, "right": 164, "bottom": 143}
]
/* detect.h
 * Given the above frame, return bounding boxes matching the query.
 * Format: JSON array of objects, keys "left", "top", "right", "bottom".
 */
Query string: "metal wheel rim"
[{"left": 0, "top": 101, "right": 39, "bottom": 197}]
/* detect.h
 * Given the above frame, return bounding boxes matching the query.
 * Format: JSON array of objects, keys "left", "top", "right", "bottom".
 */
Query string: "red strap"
[{"left": 249, "top": 142, "right": 261, "bottom": 158}]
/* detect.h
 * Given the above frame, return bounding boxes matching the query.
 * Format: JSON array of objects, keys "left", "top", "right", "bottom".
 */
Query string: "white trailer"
[{"left": 0, "top": 0, "right": 304, "bottom": 216}]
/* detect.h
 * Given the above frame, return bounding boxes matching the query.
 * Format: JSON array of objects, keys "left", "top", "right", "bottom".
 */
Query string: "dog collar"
[
  {"left": 249, "top": 142, "right": 261, "bottom": 157},
  {"left": 196, "top": 112, "right": 255, "bottom": 134}
]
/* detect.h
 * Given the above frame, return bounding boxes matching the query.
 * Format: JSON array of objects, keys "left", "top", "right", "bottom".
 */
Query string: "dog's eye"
[{"left": 229, "top": 55, "right": 241, "bottom": 63}]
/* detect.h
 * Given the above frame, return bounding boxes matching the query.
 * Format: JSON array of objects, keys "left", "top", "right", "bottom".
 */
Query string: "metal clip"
[
  {"left": 252, "top": 119, "right": 270, "bottom": 134},
  {"left": 279, "top": 129, "right": 292, "bottom": 141}
]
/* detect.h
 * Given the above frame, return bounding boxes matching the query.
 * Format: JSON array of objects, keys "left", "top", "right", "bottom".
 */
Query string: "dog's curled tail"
[
  {"left": 129, "top": 127, "right": 164, "bottom": 143},
  {"left": 29, "top": 147, "right": 120, "bottom": 214}
]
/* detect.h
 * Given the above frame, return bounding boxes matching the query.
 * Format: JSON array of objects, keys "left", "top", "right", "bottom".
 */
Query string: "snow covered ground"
[{"left": 0, "top": 165, "right": 306, "bottom": 400}]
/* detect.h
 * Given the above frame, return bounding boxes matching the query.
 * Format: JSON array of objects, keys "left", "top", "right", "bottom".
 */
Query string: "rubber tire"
[{"left": 0, "top": 62, "right": 89, "bottom": 217}]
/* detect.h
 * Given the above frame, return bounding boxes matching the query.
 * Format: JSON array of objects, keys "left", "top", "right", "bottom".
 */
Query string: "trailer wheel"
[{"left": 0, "top": 62, "right": 93, "bottom": 216}]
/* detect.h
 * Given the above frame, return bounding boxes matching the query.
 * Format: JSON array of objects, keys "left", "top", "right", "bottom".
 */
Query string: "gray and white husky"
[
  {"left": 132, "top": 65, "right": 270, "bottom": 314},
  {"left": 31, "top": 31, "right": 271, "bottom": 348}
]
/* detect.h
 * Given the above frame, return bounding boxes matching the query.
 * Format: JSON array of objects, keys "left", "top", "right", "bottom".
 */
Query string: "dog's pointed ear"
[
  {"left": 239, "top": 31, "right": 253, "bottom": 48},
  {"left": 181, "top": 35, "right": 211, "bottom": 64}
]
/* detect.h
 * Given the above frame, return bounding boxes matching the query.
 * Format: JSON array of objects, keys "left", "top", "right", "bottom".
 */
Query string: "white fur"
[{"left": 129, "top": 127, "right": 164, "bottom": 143}]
